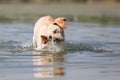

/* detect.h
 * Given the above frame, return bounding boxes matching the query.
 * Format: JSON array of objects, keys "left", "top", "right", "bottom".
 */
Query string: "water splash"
[
  {"left": 66, "top": 42, "right": 112, "bottom": 53},
  {"left": 21, "top": 39, "right": 33, "bottom": 49},
  {"left": 0, "top": 40, "right": 113, "bottom": 53},
  {"left": 0, "top": 40, "right": 33, "bottom": 53}
]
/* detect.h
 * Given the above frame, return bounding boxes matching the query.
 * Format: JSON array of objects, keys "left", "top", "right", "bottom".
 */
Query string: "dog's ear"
[
  {"left": 62, "top": 18, "right": 67, "bottom": 21},
  {"left": 55, "top": 17, "right": 67, "bottom": 29},
  {"left": 53, "top": 22, "right": 58, "bottom": 25},
  {"left": 41, "top": 35, "right": 48, "bottom": 44}
]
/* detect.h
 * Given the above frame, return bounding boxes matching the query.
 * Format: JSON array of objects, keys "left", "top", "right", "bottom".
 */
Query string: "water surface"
[{"left": 0, "top": 22, "right": 120, "bottom": 80}]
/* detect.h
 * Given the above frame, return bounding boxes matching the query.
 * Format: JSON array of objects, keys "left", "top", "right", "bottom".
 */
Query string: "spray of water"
[{"left": 0, "top": 40, "right": 113, "bottom": 53}]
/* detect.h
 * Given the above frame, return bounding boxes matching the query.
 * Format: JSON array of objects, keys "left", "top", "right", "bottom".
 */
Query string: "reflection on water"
[{"left": 32, "top": 51, "right": 65, "bottom": 78}]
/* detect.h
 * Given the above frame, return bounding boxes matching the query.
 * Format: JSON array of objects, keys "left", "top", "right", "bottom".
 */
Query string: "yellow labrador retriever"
[{"left": 33, "top": 16, "right": 66, "bottom": 52}]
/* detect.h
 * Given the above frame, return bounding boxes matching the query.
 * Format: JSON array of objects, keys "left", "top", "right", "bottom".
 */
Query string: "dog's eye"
[
  {"left": 53, "top": 30, "right": 57, "bottom": 34},
  {"left": 53, "top": 30, "right": 59, "bottom": 34}
]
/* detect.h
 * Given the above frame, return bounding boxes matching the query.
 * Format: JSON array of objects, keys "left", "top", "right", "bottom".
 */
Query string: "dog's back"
[{"left": 34, "top": 16, "right": 54, "bottom": 38}]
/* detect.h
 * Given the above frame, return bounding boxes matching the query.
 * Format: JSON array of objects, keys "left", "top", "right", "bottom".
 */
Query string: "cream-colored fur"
[{"left": 33, "top": 16, "right": 66, "bottom": 52}]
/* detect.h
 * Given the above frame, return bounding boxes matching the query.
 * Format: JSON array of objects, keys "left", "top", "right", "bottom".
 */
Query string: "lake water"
[{"left": 0, "top": 22, "right": 120, "bottom": 80}]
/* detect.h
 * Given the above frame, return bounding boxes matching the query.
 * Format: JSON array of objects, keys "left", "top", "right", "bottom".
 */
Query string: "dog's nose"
[
  {"left": 53, "top": 38, "right": 64, "bottom": 43},
  {"left": 53, "top": 38, "right": 58, "bottom": 43}
]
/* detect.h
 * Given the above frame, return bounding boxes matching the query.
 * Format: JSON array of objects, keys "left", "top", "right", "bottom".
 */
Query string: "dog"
[{"left": 33, "top": 16, "right": 67, "bottom": 52}]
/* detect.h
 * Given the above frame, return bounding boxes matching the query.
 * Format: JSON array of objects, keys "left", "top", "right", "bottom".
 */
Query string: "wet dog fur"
[{"left": 33, "top": 16, "right": 66, "bottom": 52}]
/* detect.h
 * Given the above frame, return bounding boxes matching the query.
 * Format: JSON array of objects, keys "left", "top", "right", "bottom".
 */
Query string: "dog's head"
[
  {"left": 40, "top": 23, "right": 65, "bottom": 45},
  {"left": 40, "top": 17, "right": 66, "bottom": 52},
  {"left": 47, "top": 18, "right": 66, "bottom": 44}
]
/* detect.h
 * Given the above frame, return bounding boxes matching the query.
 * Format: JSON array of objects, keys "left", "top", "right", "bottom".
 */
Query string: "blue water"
[{"left": 0, "top": 22, "right": 120, "bottom": 80}]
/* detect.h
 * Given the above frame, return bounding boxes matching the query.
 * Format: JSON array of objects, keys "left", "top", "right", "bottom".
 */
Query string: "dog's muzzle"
[{"left": 53, "top": 38, "right": 64, "bottom": 43}]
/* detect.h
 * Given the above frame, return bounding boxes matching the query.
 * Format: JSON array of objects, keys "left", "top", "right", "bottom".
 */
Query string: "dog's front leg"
[
  {"left": 36, "top": 37, "right": 43, "bottom": 50},
  {"left": 33, "top": 36, "right": 37, "bottom": 48}
]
